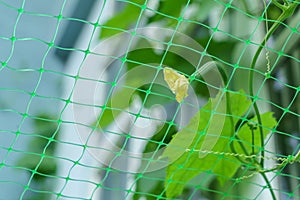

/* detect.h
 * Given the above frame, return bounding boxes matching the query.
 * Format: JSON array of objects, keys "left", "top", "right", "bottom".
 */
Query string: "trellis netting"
[{"left": 0, "top": 0, "right": 300, "bottom": 199}]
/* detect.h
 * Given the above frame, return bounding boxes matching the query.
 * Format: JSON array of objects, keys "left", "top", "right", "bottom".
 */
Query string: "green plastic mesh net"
[{"left": 0, "top": 0, "right": 300, "bottom": 199}]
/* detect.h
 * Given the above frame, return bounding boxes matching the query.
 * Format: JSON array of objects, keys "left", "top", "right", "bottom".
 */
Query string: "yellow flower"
[{"left": 163, "top": 67, "right": 189, "bottom": 103}]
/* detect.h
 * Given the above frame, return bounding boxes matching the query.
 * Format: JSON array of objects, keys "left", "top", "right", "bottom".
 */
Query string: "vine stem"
[
  {"left": 249, "top": 4, "right": 297, "bottom": 168},
  {"left": 248, "top": 1, "right": 299, "bottom": 199},
  {"left": 260, "top": 172, "right": 277, "bottom": 199}
]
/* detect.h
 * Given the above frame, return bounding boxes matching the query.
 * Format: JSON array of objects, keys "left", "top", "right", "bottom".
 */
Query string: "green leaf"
[
  {"left": 96, "top": 67, "right": 162, "bottom": 129},
  {"left": 149, "top": 0, "right": 188, "bottom": 25},
  {"left": 234, "top": 112, "right": 277, "bottom": 155},
  {"left": 161, "top": 91, "right": 249, "bottom": 162},
  {"left": 127, "top": 47, "right": 161, "bottom": 71},
  {"left": 161, "top": 91, "right": 277, "bottom": 198},
  {"left": 216, "top": 112, "right": 277, "bottom": 185},
  {"left": 144, "top": 122, "right": 178, "bottom": 153},
  {"left": 138, "top": 84, "right": 174, "bottom": 108},
  {"left": 127, "top": 48, "right": 195, "bottom": 74},
  {"left": 134, "top": 169, "right": 166, "bottom": 200},
  {"left": 17, "top": 154, "right": 57, "bottom": 178},
  {"left": 16, "top": 114, "right": 59, "bottom": 180},
  {"left": 97, "top": 86, "right": 135, "bottom": 128},
  {"left": 161, "top": 92, "right": 232, "bottom": 198},
  {"left": 96, "top": 78, "right": 148, "bottom": 129},
  {"left": 99, "top": 0, "right": 145, "bottom": 39}
]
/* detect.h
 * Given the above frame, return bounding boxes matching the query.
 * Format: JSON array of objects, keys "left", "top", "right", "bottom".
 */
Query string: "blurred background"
[{"left": 0, "top": 0, "right": 299, "bottom": 199}]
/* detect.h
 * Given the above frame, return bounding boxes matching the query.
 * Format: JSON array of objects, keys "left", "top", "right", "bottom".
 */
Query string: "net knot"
[{"left": 287, "top": 155, "right": 295, "bottom": 164}]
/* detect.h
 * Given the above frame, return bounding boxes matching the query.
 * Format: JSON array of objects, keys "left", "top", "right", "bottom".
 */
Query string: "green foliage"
[
  {"left": 233, "top": 112, "right": 277, "bottom": 156},
  {"left": 144, "top": 122, "right": 178, "bottom": 152},
  {"left": 17, "top": 155, "right": 57, "bottom": 180},
  {"left": 99, "top": 0, "right": 146, "bottom": 39},
  {"left": 96, "top": 66, "right": 162, "bottom": 129},
  {"left": 17, "top": 114, "right": 59, "bottom": 180},
  {"left": 134, "top": 170, "right": 166, "bottom": 200},
  {"left": 148, "top": 0, "right": 189, "bottom": 25},
  {"left": 96, "top": 0, "right": 300, "bottom": 199},
  {"left": 97, "top": 0, "right": 240, "bottom": 125},
  {"left": 97, "top": 85, "right": 135, "bottom": 128},
  {"left": 197, "top": 38, "right": 238, "bottom": 63},
  {"left": 161, "top": 91, "right": 277, "bottom": 198},
  {"left": 96, "top": 47, "right": 197, "bottom": 128},
  {"left": 136, "top": 84, "right": 174, "bottom": 108}
]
